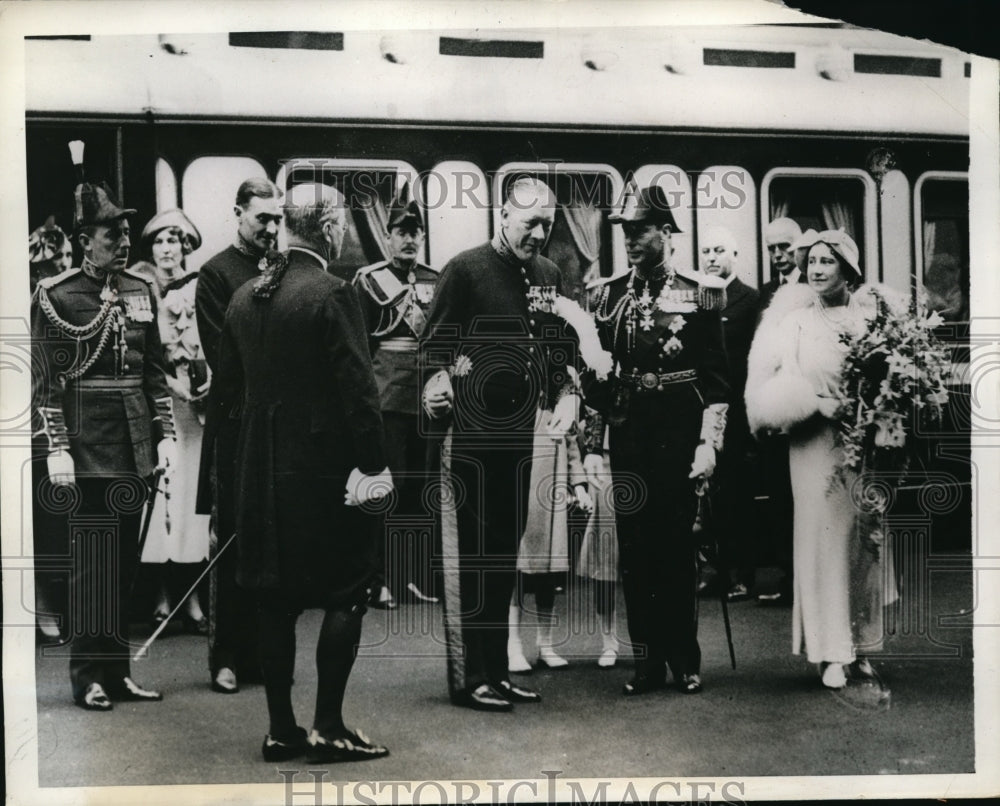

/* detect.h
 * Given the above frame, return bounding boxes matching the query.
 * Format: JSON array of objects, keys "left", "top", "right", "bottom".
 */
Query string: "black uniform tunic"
[
  {"left": 584, "top": 269, "right": 728, "bottom": 682},
  {"left": 31, "top": 266, "right": 174, "bottom": 700},
  {"left": 420, "top": 240, "right": 573, "bottom": 697}
]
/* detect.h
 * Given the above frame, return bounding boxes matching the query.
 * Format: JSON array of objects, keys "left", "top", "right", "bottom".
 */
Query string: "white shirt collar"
[
  {"left": 288, "top": 245, "right": 328, "bottom": 270},
  {"left": 779, "top": 267, "right": 801, "bottom": 286}
]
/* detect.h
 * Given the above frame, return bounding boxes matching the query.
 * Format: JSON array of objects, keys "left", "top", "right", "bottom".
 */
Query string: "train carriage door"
[
  {"left": 494, "top": 163, "right": 625, "bottom": 305},
  {"left": 761, "top": 168, "right": 877, "bottom": 286},
  {"left": 914, "top": 172, "right": 969, "bottom": 325},
  {"left": 632, "top": 165, "right": 695, "bottom": 276},
  {"left": 181, "top": 156, "right": 269, "bottom": 273},
  {"left": 275, "top": 158, "right": 418, "bottom": 283},
  {"left": 695, "top": 166, "right": 758, "bottom": 288},
  {"left": 425, "top": 161, "right": 490, "bottom": 271}
]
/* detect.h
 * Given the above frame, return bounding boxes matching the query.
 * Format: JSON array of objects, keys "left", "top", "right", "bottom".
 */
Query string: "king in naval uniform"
[
  {"left": 582, "top": 184, "right": 730, "bottom": 697},
  {"left": 353, "top": 186, "right": 440, "bottom": 608},
  {"left": 31, "top": 142, "right": 177, "bottom": 711}
]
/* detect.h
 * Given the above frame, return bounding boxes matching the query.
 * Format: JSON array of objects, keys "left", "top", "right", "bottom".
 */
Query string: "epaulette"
[
  {"left": 123, "top": 268, "right": 156, "bottom": 286},
  {"left": 694, "top": 272, "right": 728, "bottom": 312},
  {"left": 37, "top": 267, "right": 80, "bottom": 290},
  {"left": 354, "top": 260, "right": 391, "bottom": 279},
  {"left": 355, "top": 264, "right": 407, "bottom": 306},
  {"left": 585, "top": 268, "right": 629, "bottom": 291}
]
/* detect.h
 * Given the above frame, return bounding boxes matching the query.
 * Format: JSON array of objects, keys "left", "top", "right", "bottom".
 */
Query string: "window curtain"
[
  {"left": 561, "top": 202, "right": 602, "bottom": 285},
  {"left": 819, "top": 194, "right": 858, "bottom": 239},
  {"left": 922, "top": 220, "right": 937, "bottom": 274},
  {"left": 352, "top": 189, "right": 391, "bottom": 263},
  {"left": 768, "top": 195, "right": 790, "bottom": 221}
]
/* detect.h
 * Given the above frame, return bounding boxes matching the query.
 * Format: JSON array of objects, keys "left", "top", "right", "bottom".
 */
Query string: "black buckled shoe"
[
  {"left": 622, "top": 675, "right": 667, "bottom": 697},
  {"left": 496, "top": 679, "right": 541, "bottom": 704},
  {"left": 75, "top": 682, "right": 113, "bottom": 712},
  {"left": 262, "top": 726, "right": 309, "bottom": 762},
  {"left": 454, "top": 683, "right": 513, "bottom": 712},
  {"left": 306, "top": 728, "right": 389, "bottom": 764},
  {"left": 679, "top": 673, "right": 703, "bottom": 694},
  {"left": 109, "top": 676, "right": 163, "bottom": 702}
]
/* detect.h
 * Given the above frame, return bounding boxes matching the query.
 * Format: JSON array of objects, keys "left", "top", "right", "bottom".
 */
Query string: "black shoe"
[
  {"left": 726, "top": 583, "right": 750, "bottom": 602},
  {"left": 679, "top": 673, "right": 703, "bottom": 694},
  {"left": 262, "top": 726, "right": 309, "bottom": 762},
  {"left": 496, "top": 679, "right": 541, "bottom": 703},
  {"left": 306, "top": 728, "right": 389, "bottom": 764},
  {"left": 622, "top": 675, "right": 667, "bottom": 697},
  {"left": 75, "top": 682, "right": 113, "bottom": 712},
  {"left": 108, "top": 676, "right": 163, "bottom": 702},
  {"left": 211, "top": 667, "right": 239, "bottom": 694},
  {"left": 183, "top": 614, "right": 209, "bottom": 636},
  {"left": 454, "top": 683, "right": 513, "bottom": 712}
]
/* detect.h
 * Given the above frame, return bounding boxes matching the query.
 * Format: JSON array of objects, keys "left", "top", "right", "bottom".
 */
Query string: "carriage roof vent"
[
  {"left": 229, "top": 32, "right": 344, "bottom": 51},
  {"left": 439, "top": 37, "right": 543, "bottom": 59},
  {"left": 703, "top": 48, "right": 795, "bottom": 68},
  {"left": 853, "top": 54, "right": 941, "bottom": 77}
]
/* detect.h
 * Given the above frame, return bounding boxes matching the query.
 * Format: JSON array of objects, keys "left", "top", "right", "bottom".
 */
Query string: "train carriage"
[{"left": 24, "top": 23, "right": 972, "bottom": 553}]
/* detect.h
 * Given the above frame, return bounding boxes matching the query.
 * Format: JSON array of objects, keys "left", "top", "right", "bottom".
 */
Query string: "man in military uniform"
[
  {"left": 582, "top": 185, "right": 729, "bottom": 696},
  {"left": 195, "top": 178, "right": 283, "bottom": 694},
  {"left": 421, "top": 177, "right": 580, "bottom": 712},
  {"left": 354, "top": 187, "right": 440, "bottom": 609},
  {"left": 31, "top": 169, "right": 176, "bottom": 711}
]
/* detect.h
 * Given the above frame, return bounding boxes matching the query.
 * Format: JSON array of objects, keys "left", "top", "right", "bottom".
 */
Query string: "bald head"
[
  {"left": 765, "top": 217, "right": 802, "bottom": 276},
  {"left": 501, "top": 177, "right": 556, "bottom": 262},
  {"left": 284, "top": 183, "right": 347, "bottom": 259},
  {"left": 699, "top": 225, "right": 739, "bottom": 278}
]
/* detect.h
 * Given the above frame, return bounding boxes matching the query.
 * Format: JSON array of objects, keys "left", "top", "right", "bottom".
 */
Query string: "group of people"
[{"left": 30, "top": 148, "right": 899, "bottom": 763}]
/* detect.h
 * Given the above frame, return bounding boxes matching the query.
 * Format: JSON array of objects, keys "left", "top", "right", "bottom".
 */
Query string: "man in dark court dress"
[
  {"left": 195, "top": 177, "right": 282, "bottom": 693},
  {"left": 421, "top": 177, "right": 581, "bottom": 712},
  {"left": 214, "top": 182, "right": 392, "bottom": 762},
  {"left": 698, "top": 225, "right": 760, "bottom": 601}
]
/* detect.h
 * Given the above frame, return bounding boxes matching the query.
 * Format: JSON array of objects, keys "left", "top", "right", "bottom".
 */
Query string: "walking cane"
[
  {"left": 133, "top": 530, "right": 238, "bottom": 661},
  {"left": 695, "top": 476, "right": 736, "bottom": 670},
  {"left": 129, "top": 466, "right": 166, "bottom": 602}
]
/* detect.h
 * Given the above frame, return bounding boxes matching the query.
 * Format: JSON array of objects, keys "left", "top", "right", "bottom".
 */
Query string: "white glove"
[
  {"left": 345, "top": 466, "right": 394, "bottom": 506},
  {"left": 47, "top": 449, "right": 75, "bottom": 487},
  {"left": 422, "top": 370, "right": 454, "bottom": 419},
  {"left": 817, "top": 394, "right": 840, "bottom": 419},
  {"left": 573, "top": 484, "right": 594, "bottom": 515},
  {"left": 547, "top": 393, "right": 580, "bottom": 439},
  {"left": 688, "top": 443, "right": 717, "bottom": 480},
  {"left": 583, "top": 453, "right": 604, "bottom": 488}
]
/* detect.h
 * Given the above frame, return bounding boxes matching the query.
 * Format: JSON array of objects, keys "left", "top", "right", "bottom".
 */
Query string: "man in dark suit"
[
  {"left": 195, "top": 178, "right": 282, "bottom": 693},
  {"left": 754, "top": 217, "right": 806, "bottom": 605},
  {"left": 698, "top": 226, "right": 760, "bottom": 601},
  {"left": 32, "top": 172, "right": 175, "bottom": 710},
  {"left": 215, "top": 182, "right": 391, "bottom": 763}
]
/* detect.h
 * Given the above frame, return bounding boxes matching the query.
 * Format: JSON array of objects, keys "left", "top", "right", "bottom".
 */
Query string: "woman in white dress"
[
  {"left": 745, "top": 230, "right": 898, "bottom": 691},
  {"left": 133, "top": 210, "right": 211, "bottom": 633}
]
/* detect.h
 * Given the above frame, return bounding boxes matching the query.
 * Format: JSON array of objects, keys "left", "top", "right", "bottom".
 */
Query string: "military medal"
[{"left": 123, "top": 292, "right": 154, "bottom": 322}]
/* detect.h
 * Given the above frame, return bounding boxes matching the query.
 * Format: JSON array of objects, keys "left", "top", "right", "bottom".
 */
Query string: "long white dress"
[{"left": 746, "top": 285, "right": 898, "bottom": 665}]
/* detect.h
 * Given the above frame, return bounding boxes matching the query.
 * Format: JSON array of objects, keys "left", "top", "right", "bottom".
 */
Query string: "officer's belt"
[
  {"left": 377, "top": 338, "right": 418, "bottom": 353},
  {"left": 69, "top": 377, "right": 143, "bottom": 389},
  {"left": 618, "top": 368, "right": 697, "bottom": 391}
]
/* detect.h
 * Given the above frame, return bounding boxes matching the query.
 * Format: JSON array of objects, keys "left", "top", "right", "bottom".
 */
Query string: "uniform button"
[
  {"left": 529, "top": 346, "right": 535, "bottom": 354},
  {"left": 658, "top": 337, "right": 665, "bottom": 344},
  {"left": 528, "top": 333, "right": 534, "bottom": 339},
  {"left": 529, "top": 319, "right": 536, "bottom": 327}
]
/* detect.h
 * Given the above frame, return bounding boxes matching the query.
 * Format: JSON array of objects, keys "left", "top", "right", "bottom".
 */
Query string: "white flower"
[{"left": 451, "top": 355, "right": 473, "bottom": 377}]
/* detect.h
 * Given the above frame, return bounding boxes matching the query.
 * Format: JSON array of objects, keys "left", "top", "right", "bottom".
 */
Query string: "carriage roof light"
[
  {"left": 158, "top": 34, "right": 190, "bottom": 56},
  {"left": 815, "top": 45, "right": 852, "bottom": 81},
  {"left": 662, "top": 37, "right": 697, "bottom": 75},
  {"left": 380, "top": 34, "right": 405, "bottom": 64}
]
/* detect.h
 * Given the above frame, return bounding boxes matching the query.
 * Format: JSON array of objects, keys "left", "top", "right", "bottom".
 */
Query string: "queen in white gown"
[{"left": 745, "top": 230, "right": 898, "bottom": 691}]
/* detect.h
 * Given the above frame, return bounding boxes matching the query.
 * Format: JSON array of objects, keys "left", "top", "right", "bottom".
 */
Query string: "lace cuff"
[
  {"left": 152, "top": 396, "right": 177, "bottom": 441},
  {"left": 35, "top": 406, "right": 70, "bottom": 453},
  {"left": 699, "top": 403, "right": 729, "bottom": 452}
]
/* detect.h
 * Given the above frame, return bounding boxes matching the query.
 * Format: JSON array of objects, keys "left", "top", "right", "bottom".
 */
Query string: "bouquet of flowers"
[{"left": 831, "top": 289, "right": 951, "bottom": 486}]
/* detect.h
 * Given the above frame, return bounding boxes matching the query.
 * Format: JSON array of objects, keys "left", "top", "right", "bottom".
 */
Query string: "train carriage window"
[
  {"left": 632, "top": 165, "right": 695, "bottom": 276},
  {"left": 494, "top": 163, "right": 625, "bottom": 305},
  {"left": 915, "top": 172, "right": 969, "bottom": 324},
  {"left": 276, "top": 158, "right": 419, "bottom": 283},
  {"left": 155, "top": 158, "right": 178, "bottom": 212},
  {"left": 695, "top": 166, "right": 758, "bottom": 288},
  {"left": 181, "top": 156, "right": 269, "bottom": 273},
  {"left": 761, "top": 168, "right": 878, "bottom": 284},
  {"left": 426, "top": 161, "right": 490, "bottom": 270}
]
